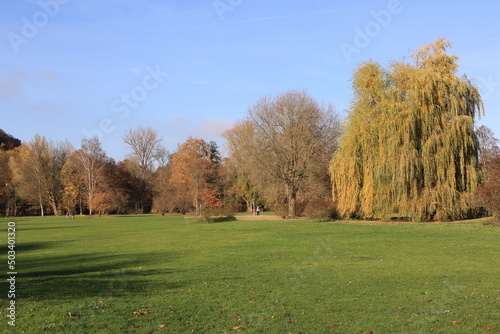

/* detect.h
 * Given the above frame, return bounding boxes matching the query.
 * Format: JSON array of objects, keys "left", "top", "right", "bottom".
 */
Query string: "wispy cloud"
[
  {"left": 27, "top": 100, "right": 72, "bottom": 114},
  {"left": 195, "top": 119, "right": 233, "bottom": 138},
  {"left": 0, "top": 71, "right": 26, "bottom": 101}
]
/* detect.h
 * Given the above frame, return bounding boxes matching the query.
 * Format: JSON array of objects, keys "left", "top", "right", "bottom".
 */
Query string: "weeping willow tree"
[{"left": 330, "top": 38, "right": 484, "bottom": 221}]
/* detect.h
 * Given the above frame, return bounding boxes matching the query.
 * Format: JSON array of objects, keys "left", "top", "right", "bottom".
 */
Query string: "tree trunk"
[
  {"left": 46, "top": 190, "right": 58, "bottom": 215},
  {"left": 195, "top": 183, "right": 201, "bottom": 216},
  {"left": 288, "top": 195, "right": 296, "bottom": 218},
  {"left": 286, "top": 183, "right": 297, "bottom": 218},
  {"left": 39, "top": 195, "right": 44, "bottom": 217},
  {"left": 49, "top": 199, "right": 59, "bottom": 216},
  {"left": 88, "top": 191, "right": 93, "bottom": 215},
  {"left": 244, "top": 197, "right": 252, "bottom": 212}
]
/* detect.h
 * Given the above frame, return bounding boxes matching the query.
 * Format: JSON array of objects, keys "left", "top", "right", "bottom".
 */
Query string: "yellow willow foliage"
[{"left": 330, "top": 38, "right": 483, "bottom": 221}]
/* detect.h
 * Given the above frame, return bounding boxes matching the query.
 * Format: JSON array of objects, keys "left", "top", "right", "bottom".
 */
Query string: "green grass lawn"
[{"left": 0, "top": 215, "right": 498, "bottom": 333}]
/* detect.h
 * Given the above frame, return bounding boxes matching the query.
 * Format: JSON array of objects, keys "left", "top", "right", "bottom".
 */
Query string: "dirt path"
[{"left": 235, "top": 215, "right": 284, "bottom": 221}]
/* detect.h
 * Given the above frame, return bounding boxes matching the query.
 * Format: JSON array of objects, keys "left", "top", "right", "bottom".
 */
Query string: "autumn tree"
[
  {"left": 61, "top": 156, "right": 85, "bottom": 215},
  {"left": 225, "top": 90, "right": 341, "bottom": 218},
  {"left": 222, "top": 157, "right": 262, "bottom": 212},
  {"left": 91, "top": 191, "right": 112, "bottom": 217},
  {"left": 123, "top": 126, "right": 167, "bottom": 212},
  {"left": 0, "top": 150, "right": 15, "bottom": 216},
  {"left": 168, "top": 137, "right": 221, "bottom": 215},
  {"left": 330, "top": 38, "right": 483, "bottom": 221},
  {"left": 475, "top": 126, "right": 500, "bottom": 222},
  {"left": 101, "top": 160, "right": 134, "bottom": 214},
  {"left": 75, "top": 138, "right": 108, "bottom": 215},
  {"left": 152, "top": 163, "right": 175, "bottom": 215},
  {"left": 0, "top": 130, "right": 21, "bottom": 216},
  {"left": 10, "top": 135, "right": 72, "bottom": 216}
]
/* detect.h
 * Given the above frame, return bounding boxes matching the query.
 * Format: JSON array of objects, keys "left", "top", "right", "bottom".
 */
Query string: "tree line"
[{"left": 1, "top": 38, "right": 499, "bottom": 222}]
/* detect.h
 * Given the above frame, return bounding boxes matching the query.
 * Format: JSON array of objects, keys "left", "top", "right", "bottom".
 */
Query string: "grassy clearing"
[{"left": 0, "top": 215, "right": 498, "bottom": 333}]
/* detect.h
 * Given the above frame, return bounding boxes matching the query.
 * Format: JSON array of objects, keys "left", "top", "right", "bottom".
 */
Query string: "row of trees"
[
  {"left": 1, "top": 134, "right": 140, "bottom": 217},
  {"left": 1, "top": 39, "right": 499, "bottom": 221},
  {"left": 0, "top": 90, "right": 343, "bottom": 219}
]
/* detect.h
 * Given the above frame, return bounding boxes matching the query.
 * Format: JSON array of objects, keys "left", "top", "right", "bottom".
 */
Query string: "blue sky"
[{"left": 1, "top": 0, "right": 499, "bottom": 160}]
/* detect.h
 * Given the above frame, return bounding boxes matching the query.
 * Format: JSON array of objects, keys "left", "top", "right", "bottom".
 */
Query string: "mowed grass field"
[{"left": 0, "top": 215, "right": 498, "bottom": 333}]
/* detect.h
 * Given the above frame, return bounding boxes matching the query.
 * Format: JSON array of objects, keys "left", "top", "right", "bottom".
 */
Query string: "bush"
[
  {"left": 197, "top": 206, "right": 236, "bottom": 223},
  {"left": 302, "top": 198, "right": 338, "bottom": 220},
  {"left": 273, "top": 204, "right": 289, "bottom": 219}
]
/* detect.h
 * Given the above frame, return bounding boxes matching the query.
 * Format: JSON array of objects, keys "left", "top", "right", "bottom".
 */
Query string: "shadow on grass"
[
  {"left": 9, "top": 241, "right": 75, "bottom": 253},
  {"left": 17, "top": 226, "right": 83, "bottom": 232},
  {"left": 16, "top": 252, "right": 182, "bottom": 300}
]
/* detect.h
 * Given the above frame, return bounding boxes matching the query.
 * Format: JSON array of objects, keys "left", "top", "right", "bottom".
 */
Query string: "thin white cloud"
[
  {"left": 27, "top": 100, "right": 72, "bottom": 114},
  {"left": 38, "top": 69, "right": 57, "bottom": 81},
  {"left": 0, "top": 71, "right": 26, "bottom": 101},
  {"left": 171, "top": 115, "right": 191, "bottom": 124},
  {"left": 195, "top": 119, "right": 233, "bottom": 138}
]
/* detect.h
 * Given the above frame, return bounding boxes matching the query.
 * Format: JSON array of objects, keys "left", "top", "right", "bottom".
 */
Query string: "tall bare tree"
[
  {"left": 225, "top": 90, "right": 341, "bottom": 217},
  {"left": 123, "top": 126, "right": 167, "bottom": 212},
  {"left": 64, "top": 137, "right": 107, "bottom": 215}
]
